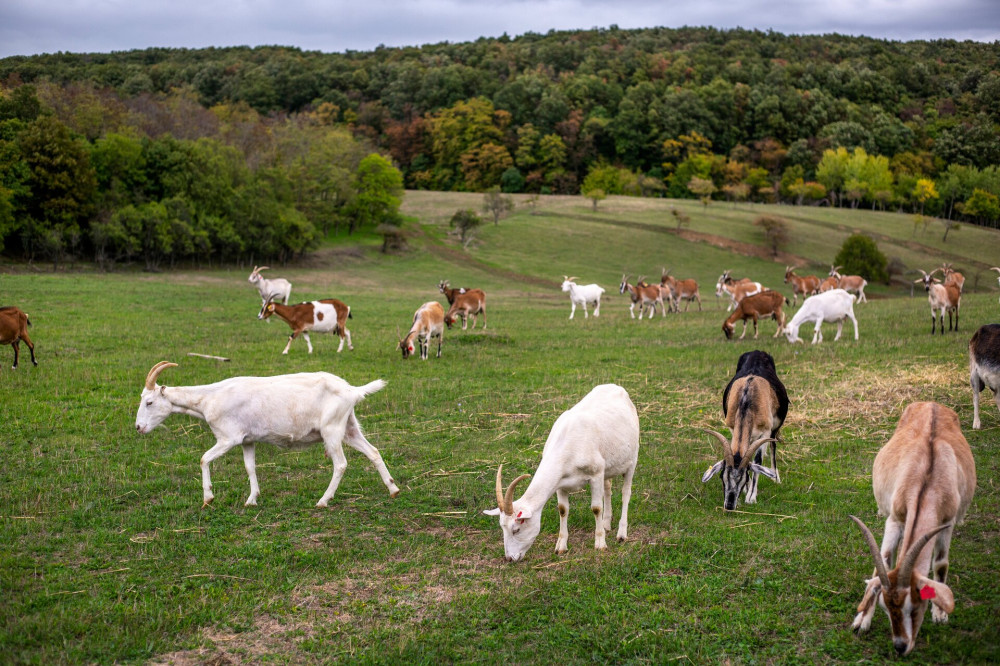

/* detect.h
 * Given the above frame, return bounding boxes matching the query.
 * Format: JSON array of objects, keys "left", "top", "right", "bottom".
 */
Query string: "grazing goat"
[
  {"left": 991, "top": 267, "right": 1000, "bottom": 303},
  {"left": 915, "top": 269, "right": 961, "bottom": 335},
  {"left": 783, "top": 289, "right": 858, "bottom": 344},
  {"left": 722, "top": 291, "right": 788, "bottom": 340},
  {"left": 619, "top": 274, "right": 665, "bottom": 319},
  {"left": 259, "top": 299, "right": 353, "bottom": 354},
  {"left": 444, "top": 289, "right": 487, "bottom": 330},
  {"left": 399, "top": 301, "right": 445, "bottom": 359},
  {"left": 437, "top": 280, "right": 468, "bottom": 305},
  {"left": 970, "top": 323, "right": 1000, "bottom": 430},
  {"left": 716, "top": 270, "right": 763, "bottom": 311},
  {"left": 849, "top": 401, "right": 976, "bottom": 656},
  {"left": 935, "top": 263, "right": 965, "bottom": 293},
  {"left": 248, "top": 266, "right": 292, "bottom": 308},
  {"left": 818, "top": 275, "right": 840, "bottom": 293},
  {"left": 484, "top": 384, "right": 639, "bottom": 561},
  {"left": 829, "top": 265, "right": 869, "bottom": 303},
  {"left": 784, "top": 266, "right": 820, "bottom": 307},
  {"left": 701, "top": 350, "right": 787, "bottom": 511},
  {"left": 0, "top": 306, "right": 37, "bottom": 370},
  {"left": 561, "top": 276, "right": 604, "bottom": 319},
  {"left": 661, "top": 268, "right": 702, "bottom": 312},
  {"left": 135, "top": 361, "right": 400, "bottom": 508}
]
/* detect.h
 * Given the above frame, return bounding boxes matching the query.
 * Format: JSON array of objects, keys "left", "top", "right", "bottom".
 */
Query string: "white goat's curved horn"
[
  {"left": 504, "top": 473, "right": 531, "bottom": 516},
  {"left": 898, "top": 523, "right": 952, "bottom": 589},
  {"left": 990, "top": 267, "right": 1000, "bottom": 274},
  {"left": 567, "top": 277, "right": 578, "bottom": 282},
  {"left": 256, "top": 266, "right": 270, "bottom": 272},
  {"left": 145, "top": 361, "right": 178, "bottom": 390},
  {"left": 849, "top": 515, "right": 891, "bottom": 591},
  {"left": 739, "top": 437, "right": 777, "bottom": 470},
  {"left": 495, "top": 465, "right": 506, "bottom": 513},
  {"left": 701, "top": 428, "right": 734, "bottom": 468}
]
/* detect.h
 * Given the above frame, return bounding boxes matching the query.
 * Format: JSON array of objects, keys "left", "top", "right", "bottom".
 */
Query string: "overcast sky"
[{"left": 1, "top": 0, "right": 998, "bottom": 59}]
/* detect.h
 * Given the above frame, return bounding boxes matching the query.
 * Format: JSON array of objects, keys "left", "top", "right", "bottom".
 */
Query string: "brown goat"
[
  {"left": 444, "top": 289, "right": 487, "bottom": 330},
  {"left": 722, "top": 291, "right": 787, "bottom": 340},
  {"left": 0, "top": 306, "right": 37, "bottom": 370}
]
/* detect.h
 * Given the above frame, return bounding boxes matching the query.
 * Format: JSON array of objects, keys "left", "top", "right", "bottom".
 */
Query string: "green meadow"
[{"left": 1, "top": 194, "right": 998, "bottom": 664}]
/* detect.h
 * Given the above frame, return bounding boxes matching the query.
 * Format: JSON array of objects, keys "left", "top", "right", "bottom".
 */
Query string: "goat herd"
[{"left": 4, "top": 259, "right": 1000, "bottom": 658}]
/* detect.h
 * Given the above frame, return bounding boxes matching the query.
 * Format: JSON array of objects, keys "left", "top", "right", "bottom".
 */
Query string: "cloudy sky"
[{"left": 1, "top": 0, "right": 998, "bottom": 59}]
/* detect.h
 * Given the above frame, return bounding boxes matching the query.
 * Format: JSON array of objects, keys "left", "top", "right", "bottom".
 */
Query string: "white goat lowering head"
[
  {"left": 700, "top": 429, "right": 777, "bottom": 511},
  {"left": 482, "top": 465, "right": 537, "bottom": 562},
  {"left": 849, "top": 516, "right": 955, "bottom": 657},
  {"left": 135, "top": 361, "right": 178, "bottom": 434}
]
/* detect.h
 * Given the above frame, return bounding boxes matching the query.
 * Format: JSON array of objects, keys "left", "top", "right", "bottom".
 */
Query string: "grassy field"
[{"left": 1, "top": 194, "right": 999, "bottom": 664}]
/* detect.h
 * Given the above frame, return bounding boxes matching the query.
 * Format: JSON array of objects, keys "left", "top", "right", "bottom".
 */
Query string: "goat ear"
[
  {"left": 701, "top": 461, "right": 724, "bottom": 483},
  {"left": 159, "top": 385, "right": 166, "bottom": 395},
  {"left": 483, "top": 507, "right": 502, "bottom": 517},
  {"left": 857, "top": 577, "right": 881, "bottom": 613},
  {"left": 515, "top": 507, "right": 533, "bottom": 521},
  {"left": 750, "top": 463, "right": 778, "bottom": 481},
  {"left": 915, "top": 575, "right": 955, "bottom": 613}
]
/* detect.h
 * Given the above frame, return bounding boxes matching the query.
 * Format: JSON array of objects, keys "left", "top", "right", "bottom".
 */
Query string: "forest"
[{"left": 1, "top": 26, "right": 999, "bottom": 267}]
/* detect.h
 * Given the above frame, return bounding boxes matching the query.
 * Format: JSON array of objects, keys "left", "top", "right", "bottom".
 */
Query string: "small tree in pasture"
[
  {"left": 834, "top": 233, "right": 888, "bottom": 284},
  {"left": 482, "top": 187, "right": 514, "bottom": 225},
  {"left": 450, "top": 209, "right": 482, "bottom": 247},
  {"left": 753, "top": 215, "right": 789, "bottom": 258}
]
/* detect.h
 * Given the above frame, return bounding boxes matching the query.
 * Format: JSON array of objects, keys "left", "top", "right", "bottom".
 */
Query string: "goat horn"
[
  {"left": 849, "top": 515, "right": 891, "bottom": 591},
  {"left": 504, "top": 473, "right": 531, "bottom": 516},
  {"left": 701, "top": 428, "right": 734, "bottom": 468},
  {"left": 567, "top": 276, "right": 578, "bottom": 282},
  {"left": 145, "top": 361, "right": 177, "bottom": 390},
  {"left": 990, "top": 267, "right": 1000, "bottom": 274},
  {"left": 495, "top": 465, "right": 506, "bottom": 513},
  {"left": 897, "top": 523, "right": 952, "bottom": 589},
  {"left": 257, "top": 266, "right": 270, "bottom": 272},
  {"left": 739, "top": 437, "right": 777, "bottom": 470}
]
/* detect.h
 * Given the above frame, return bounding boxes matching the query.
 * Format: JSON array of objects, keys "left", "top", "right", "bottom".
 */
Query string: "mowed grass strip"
[{"left": 1, "top": 197, "right": 998, "bottom": 664}]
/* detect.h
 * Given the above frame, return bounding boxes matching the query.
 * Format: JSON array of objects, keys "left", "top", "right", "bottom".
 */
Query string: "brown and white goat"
[
  {"left": 915, "top": 269, "right": 961, "bottom": 334},
  {"left": 970, "top": 323, "right": 1000, "bottom": 430},
  {"left": 829, "top": 265, "right": 868, "bottom": 303},
  {"left": 444, "top": 289, "right": 487, "bottom": 330},
  {"left": 849, "top": 401, "right": 976, "bottom": 657},
  {"left": 722, "top": 291, "right": 788, "bottom": 340},
  {"left": 619, "top": 274, "right": 665, "bottom": 319},
  {"left": 258, "top": 299, "right": 353, "bottom": 354},
  {"left": 935, "top": 263, "right": 965, "bottom": 293},
  {"left": 784, "top": 266, "right": 820, "bottom": 307},
  {"left": 660, "top": 268, "right": 702, "bottom": 312},
  {"left": 701, "top": 350, "right": 787, "bottom": 511},
  {"left": 716, "top": 270, "right": 763, "bottom": 311},
  {"left": 0, "top": 306, "right": 37, "bottom": 370},
  {"left": 438, "top": 280, "right": 469, "bottom": 305},
  {"left": 399, "top": 301, "right": 445, "bottom": 360}
]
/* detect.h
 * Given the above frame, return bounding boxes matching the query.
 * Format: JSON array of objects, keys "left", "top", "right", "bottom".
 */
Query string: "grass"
[{"left": 1, "top": 193, "right": 999, "bottom": 664}]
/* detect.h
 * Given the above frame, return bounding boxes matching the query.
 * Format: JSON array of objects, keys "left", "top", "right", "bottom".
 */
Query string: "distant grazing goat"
[
  {"left": 660, "top": 268, "right": 702, "bottom": 311},
  {"left": 970, "top": 323, "right": 1000, "bottom": 430},
  {"left": 0, "top": 306, "right": 37, "bottom": 370},
  {"left": 438, "top": 280, "right": 469, "bottom": 305},
  {"left": 783, "top": 266, "right": 820, "bottom": 307},
  {"left": 561, "top": 276, "right": 604, "bottom": 319},
  {"left": 849, "top": 401, "right": 975, "bottom": 656},
  {"left": 715, "top": 270, "right": 763, "bottom": 311},
  {"left": 135, "top": 361, "right": 400, "bottom": 508},
  {"left": 399, "top": 301, "right": 445, "bottom": 359},
  {"left": 915, "top": 269, "right": 961, "bottom": 334},
  {"left": 701, "top": 350, "right": 788, "bottom": 510},
  {"left": 722, "top": 291, "right": 788, "bottom": 340},
  {"left": 619, "top": 274, "right": 665, "bottom": 319},
  {"left": 445, "top": 289, "right": 487, "bottom": 330},
  {"left": 829, "top": 265, "right": 868, "bottom": 303},
  {"left": 783, "top": 289, "right": 858, "bottom": 344},
  {"left": 484, "top": 384, "right": 639, "bottom": 561},
  {"left": 248, "top": 266, "right": 292, "bottom": 308},
  {"left": 259, "top": 299, "right": 353, "bottom": 354}
]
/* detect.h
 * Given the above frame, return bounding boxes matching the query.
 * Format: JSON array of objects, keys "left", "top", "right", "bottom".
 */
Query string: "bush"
[
  {"left": 753, "top": 215, "right": 789, "bottom": 257},
  {"left": 833, "top": 234, "right": 888, "bottom": 284}
]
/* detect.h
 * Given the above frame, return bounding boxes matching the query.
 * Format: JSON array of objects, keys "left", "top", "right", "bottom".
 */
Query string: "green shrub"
[{"left": 834, "top": 233, "right": 888, "bottom": 283}]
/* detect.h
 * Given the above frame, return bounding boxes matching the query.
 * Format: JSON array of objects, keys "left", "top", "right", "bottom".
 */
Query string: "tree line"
[{"left": 2, "top": 26, "right": 1000, "bottom": 267}]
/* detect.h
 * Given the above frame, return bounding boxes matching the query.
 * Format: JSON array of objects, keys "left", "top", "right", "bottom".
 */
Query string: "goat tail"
[
  {"left": 347, "top": 307, "right": 353, "bottom": 319},
  {"left": 355, "top": 379, "right": 387, "bottom": 400}
]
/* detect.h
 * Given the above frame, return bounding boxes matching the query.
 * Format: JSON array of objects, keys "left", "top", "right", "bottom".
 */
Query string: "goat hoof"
[{"left": 389, "top": 489, "right": 400, "bottom": 498}]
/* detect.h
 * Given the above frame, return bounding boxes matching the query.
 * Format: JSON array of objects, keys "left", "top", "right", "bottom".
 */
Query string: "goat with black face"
[{"left": 701, "top": 350, "right": 789, "bottom": 511}]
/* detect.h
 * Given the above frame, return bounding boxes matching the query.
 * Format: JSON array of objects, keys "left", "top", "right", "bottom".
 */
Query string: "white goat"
[
  {"left": 850, "top": 401, "right": 976, "bottom": 656},
  {"left": 248, "top": 266, "right": 292, "bottom": 308},
  {"left": 135, "top": 361, "right": 400, "bottom": 508},
  {"left": 783, "top": 289, "right": 858, "bottom": 344},
  {"left": 484, "top": 384, "right": 639, "bottom": 562},
  {"left": 561, "top": 276, "right": 604, "bottom": 319}
]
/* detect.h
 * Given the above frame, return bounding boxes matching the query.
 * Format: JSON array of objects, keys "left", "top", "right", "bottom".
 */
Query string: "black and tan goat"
[
  {"left": 722, "top": 291, "right": 788, "bottom": 340},
  {"left": 0, "top": 306, "right": 37, "bottom": 370},
  {"left": 444, "top": 289, "right": 487, "bottom": 330},
  {"left": 701, "top": 350, "right": 788, "bottom": 511},
  {"left": 849, "top": 401, "right": 976, "bottom": 656},
  {"left": 970, "top": 323, "right": 1000, "bottom": 430}
]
